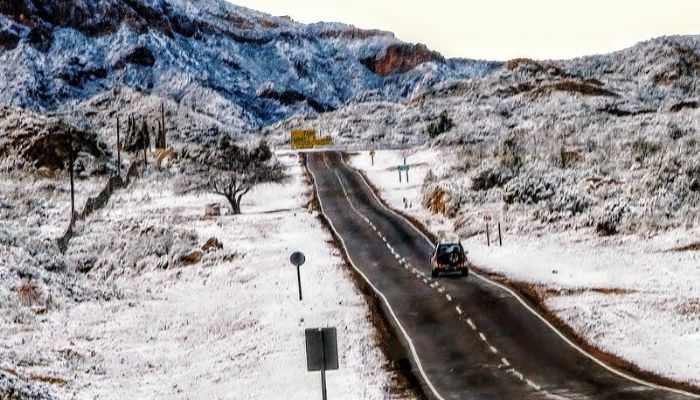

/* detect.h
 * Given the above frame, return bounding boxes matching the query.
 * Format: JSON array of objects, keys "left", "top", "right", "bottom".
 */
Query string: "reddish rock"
[
  {"left": 181, "top": 250, "right": 204, "bottom": 265},
  {"left": 201, "top": 237, "right": 223, "bottom": 253},
  {"left": 362, "top": 43, "right": 444, "bottom": 76}
]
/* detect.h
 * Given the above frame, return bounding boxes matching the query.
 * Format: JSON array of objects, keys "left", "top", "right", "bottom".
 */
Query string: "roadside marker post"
[
  {"left": 498, "top": 222, "right": 503, "bottom": 247},
  {"left": 290, "top": 251, "right": 305, "bottom": 301},
  {"left": 397, "top": 164, "right": 409, "bottom": 184},
  {"left": 369, "top": 149, "right": 376, "bottom": 166},
  {"left": 486, "top": 223, "right": 490, "bottom": 247},
  {"left": 483, "top": 212, "right": 492, "bottom": 247},
  {"left": 305, "top": 327, "right": 339, "bottom": 400}
]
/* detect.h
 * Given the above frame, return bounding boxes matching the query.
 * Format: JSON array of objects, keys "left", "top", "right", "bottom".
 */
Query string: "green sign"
[{"left": 397, "top": 165, "right": 409, "bottom": 171}]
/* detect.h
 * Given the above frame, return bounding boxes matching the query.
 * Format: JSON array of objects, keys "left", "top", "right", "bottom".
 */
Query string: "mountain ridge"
[{"left": 0, "top": 0, "right": 497, "bottom": 136}]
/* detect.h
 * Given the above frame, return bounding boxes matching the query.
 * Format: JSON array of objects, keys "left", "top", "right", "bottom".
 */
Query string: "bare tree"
[{"left": 176, "top": 139, "right": 285, "bottom": 214}]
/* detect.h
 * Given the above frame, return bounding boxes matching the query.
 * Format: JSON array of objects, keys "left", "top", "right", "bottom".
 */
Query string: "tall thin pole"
[
  {"left": 296, "top": 265, "right": 303, "bottom": 301},
  {"left": 486, "top": 223, "right": 490, "bottom": 247},
  {"left": 116, "top": 116, "right": 121, "bottom": 177},
  {"left": 320, "top": 329, "right": 327, "bottom": 400},
  {"left": 498, "top": 223, "right": 502, "bottom": 247}
]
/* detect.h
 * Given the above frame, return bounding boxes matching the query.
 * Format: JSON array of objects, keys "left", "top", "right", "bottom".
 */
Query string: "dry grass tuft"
[{"left": 17, "top": 280, "right": 40, "bottom": 306}]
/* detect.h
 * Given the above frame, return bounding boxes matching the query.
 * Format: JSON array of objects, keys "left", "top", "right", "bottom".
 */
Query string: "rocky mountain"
[{"left": 0, "top": 0, "right": 497, "bottom": 138}]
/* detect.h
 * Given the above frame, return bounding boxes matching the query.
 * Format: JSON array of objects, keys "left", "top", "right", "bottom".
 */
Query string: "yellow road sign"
[
  {"left": 290, "top": 130, "right": 334, "bottom": 149},
  {"left": 291, "top": 130, "right": 316, "bottom": 149}
]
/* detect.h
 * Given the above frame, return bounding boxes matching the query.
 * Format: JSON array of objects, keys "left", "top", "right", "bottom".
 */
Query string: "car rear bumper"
[{"left": 436, "top": 266, "right": 468, "bottom": 272}]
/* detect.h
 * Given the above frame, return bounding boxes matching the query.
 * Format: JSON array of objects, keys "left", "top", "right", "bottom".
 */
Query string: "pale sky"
[{"left": 230, "top": 0, "right": 700, "bottom": 60}]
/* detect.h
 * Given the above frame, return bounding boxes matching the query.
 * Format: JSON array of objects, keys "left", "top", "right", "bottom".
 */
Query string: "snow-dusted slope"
[{"left": 0, "top": 0, "right": 497, "bottom": 134}]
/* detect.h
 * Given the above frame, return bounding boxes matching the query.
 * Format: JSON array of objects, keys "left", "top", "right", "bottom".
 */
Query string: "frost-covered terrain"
[
  {"left": 0, "top": 153, "right": 415, "bottom": 399},
  {"left": 0, "top": 0, "right": 496, "bottom": 140},
  {"left": 2, "top": 0, "right": 700, "bottom": 395},
  {"left": 267, "top": 35, "right": 700, "bottom": 147},
  {"left": 351, "top": 149, "right": 700, "bottom": 388}
]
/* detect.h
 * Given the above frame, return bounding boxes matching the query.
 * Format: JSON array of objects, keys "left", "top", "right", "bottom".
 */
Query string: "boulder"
[
  {"left": 180, "top": 250, "right": 203, "bottom": 265},
  {"left": 201, "top": 237, "right": 223, "bottom": 253}
]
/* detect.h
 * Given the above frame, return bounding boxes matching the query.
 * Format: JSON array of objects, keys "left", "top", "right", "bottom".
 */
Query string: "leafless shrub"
[{"left": 17, "top": 280, "right": 40, "bottom": 306}]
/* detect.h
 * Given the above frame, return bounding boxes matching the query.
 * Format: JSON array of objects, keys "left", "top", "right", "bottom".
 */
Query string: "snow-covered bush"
[
  {"left": 470, "top": 159, "right": 514, "bottom": 191},
  {"left": 495, "top": 131, "right": 526, "bottom": 172},
  {"left": 630, "top": 136, "right": 663, "bottom": 165},
  {"left": 595, "top": 200, "right": 629, "bottom": 236},
  {"left": 685, "top": 158, "right": 700, "bottom": 192},
  {"left": 427, "top": 111, "right": 454, "bottom": 139},
  {"left": 502, "top": 169, "right": 559, "bottom": 205},
  {"left": 69, "top": 225, "right": 198, "bottom": 278},
  {"left": 535, "top": 187, "right": 596, "bottom": 223}
]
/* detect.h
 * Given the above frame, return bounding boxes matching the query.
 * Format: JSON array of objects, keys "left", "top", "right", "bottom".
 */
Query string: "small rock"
[
  {"left": 205, "top": 203, "right": 221, "bottom": 217},
  {"left": 181, "top": 250, "right": 204, "bottom": 265},
  {"left": 201, "top": 237, "right": 223, "bottom": 252}
]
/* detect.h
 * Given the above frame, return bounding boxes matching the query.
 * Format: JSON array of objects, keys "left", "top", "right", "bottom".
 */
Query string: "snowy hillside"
[
  {"left": 261, "top": 36, "right": 700, "bottom": 236},
  {"left": 265, "top": 35, "right": 700, "bottom": 145},
  {"left": 0, "top": 0, "right": 496, "bottom": 138},
  {"left": 0, "top": 153, "right": 418, "bottom": 399}
]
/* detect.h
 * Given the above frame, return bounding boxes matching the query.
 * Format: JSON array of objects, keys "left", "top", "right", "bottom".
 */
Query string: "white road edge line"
[
  {"left": 343, "top": 155, "right": 700, "bottom": 399},
  {"left": 307, "top": 155, "right": 447, "bottom": 400}
]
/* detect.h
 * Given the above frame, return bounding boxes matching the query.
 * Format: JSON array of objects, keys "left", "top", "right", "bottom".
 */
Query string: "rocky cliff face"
[
  {"left": 0, "top": 0, "right": 497, "bottom": 137},
  {"left": 362, "top": 43, "right": 444, "bottom": 76}
]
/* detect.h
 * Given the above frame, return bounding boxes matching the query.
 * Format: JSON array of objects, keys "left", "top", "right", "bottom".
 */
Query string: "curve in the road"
[{"left": 306, "top": 151, "right": 699, "bottom": 400}]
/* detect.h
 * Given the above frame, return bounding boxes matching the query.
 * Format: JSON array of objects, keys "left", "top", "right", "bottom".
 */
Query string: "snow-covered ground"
[
  {"left": 0, "top": 172, "right": 107, "bottom": 240},
  {"left": 1, "top": 153, "right": 414, "bottom": 399},
  {"left": 351, "top": 149, "right": 700, "bottom": 388}
]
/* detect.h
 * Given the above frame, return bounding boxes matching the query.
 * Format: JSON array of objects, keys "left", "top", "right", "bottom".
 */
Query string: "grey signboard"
[{"left": 305, "top": 327, "right": 338, "bottom": 371}]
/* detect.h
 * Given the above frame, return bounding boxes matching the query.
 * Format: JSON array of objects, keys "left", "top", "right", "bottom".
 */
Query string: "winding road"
[{"left": 307, "top": 151, "right": 696, "bottom": 400}]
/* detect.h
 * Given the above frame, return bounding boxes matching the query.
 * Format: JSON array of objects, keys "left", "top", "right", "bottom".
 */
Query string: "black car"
[{"left": 431, "top": 242, "right": 468, "bottom": 278}]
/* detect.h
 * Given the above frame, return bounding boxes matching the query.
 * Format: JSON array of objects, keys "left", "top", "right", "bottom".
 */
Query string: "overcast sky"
[{"left": 230, "top": 0, "right": 700, "bottom": 60}]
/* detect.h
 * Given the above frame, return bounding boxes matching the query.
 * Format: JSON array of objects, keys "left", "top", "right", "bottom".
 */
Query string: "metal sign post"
[
  {"left": 369, "top": 149, "right": 375, "bottom": 166},
  {"left": 290, "top": 251, "right": 305, "bottom": 301},
  {"left": 397, "top": 165, "right": 409, "bottom": 183},
  {"left": 305, "top": 327, "right": 339, "bottom": 400}
]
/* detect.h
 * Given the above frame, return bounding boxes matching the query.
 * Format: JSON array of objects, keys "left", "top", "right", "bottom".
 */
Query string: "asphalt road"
[{"left": 307, "top": 151, "right": 695, "bottom": 400}]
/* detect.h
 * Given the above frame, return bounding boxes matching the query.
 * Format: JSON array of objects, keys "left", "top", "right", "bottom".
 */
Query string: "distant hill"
[{"left": 0, "top": 0, "right": 497, "bottom": 138}]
